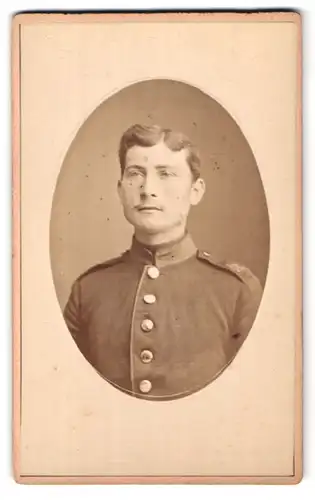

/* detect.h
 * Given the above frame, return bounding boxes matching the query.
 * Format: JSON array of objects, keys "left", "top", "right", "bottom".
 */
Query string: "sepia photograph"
[
  {"left": 13, "top": 12, "right": 302, "bottom": 484},
  {"left": 50, "top": 79, "right": 269, "bottom": 401}
]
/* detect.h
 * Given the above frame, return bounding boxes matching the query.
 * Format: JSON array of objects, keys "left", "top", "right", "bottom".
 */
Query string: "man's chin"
[
  {"left": 123, "top": 214, "right": 161, "bottom": 233},
  {"left": 133, "top": 223, "right": 165, "bottom": 235},
  {"left": 126, "top": 219, "right": 168, "bottom": 235}
]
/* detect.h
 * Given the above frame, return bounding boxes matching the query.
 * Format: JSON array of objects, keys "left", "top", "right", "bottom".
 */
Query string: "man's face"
[{"left": 118, "top": 140, "right": 205, "bottom": 236}]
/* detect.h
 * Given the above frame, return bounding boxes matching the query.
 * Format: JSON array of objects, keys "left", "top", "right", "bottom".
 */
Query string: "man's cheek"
[{"left": 123, "top": 190, "right": 136, "bottom": 204}]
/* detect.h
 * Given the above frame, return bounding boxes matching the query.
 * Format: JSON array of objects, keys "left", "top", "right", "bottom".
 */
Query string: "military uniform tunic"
[{"left": 64, "top": 233, "right": 263, "bottom": 400}]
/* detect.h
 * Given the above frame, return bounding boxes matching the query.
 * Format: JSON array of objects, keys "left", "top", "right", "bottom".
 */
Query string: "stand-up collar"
[{"left": 128, "top": 232, "right": 197, "bottom": 268}]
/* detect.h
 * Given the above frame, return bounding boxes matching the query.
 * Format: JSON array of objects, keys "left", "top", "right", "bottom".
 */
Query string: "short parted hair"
[{"left": 118, "top": 124, "right": 201, "bottom": 181}]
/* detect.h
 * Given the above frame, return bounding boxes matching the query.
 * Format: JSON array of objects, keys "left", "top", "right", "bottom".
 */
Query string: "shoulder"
[
  {"left": 76, "top": 251, "right": 129, "bottom": 283},
  {"left": 197, "top": 249, "right": 262, "bottom": 293},
  {"left": 65, "top": 251, "right": 130, "bottom": 310}
]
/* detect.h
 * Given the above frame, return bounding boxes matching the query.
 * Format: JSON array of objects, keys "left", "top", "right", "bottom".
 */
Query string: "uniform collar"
[{"left": 128, "top": 231, "right": 197, "bottom": 268}]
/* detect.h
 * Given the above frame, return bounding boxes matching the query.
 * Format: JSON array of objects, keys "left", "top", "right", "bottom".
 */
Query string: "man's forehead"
[{"left": 125, "top": 142, "right": 188, "bottom": 166}]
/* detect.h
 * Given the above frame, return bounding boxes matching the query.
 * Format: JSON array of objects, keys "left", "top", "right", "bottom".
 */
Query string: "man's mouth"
[{"left": 136, "top": 206, "right": 162, "bottom": 212}]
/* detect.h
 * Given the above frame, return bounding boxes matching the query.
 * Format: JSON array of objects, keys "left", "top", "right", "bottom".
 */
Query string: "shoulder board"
[
  {"left": 78, "top": 251, "right": 129, "bottom": 280},
  {"left": 197, "top": 250, "right": 254, "bottom": 284}
]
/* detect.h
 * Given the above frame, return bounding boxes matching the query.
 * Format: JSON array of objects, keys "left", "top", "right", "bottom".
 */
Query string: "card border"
[{"left": 11, "top": 11, "right": 303, "bottom": 485}]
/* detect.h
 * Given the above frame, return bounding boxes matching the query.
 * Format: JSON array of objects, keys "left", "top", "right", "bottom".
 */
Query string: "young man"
[{"left": 64, "top": 124, "right": 263, "bottom": 401}]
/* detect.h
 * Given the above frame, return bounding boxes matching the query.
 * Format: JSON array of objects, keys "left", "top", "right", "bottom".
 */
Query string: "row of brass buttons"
[{"left": 139, "top": 266, "right": 159, "bottom": 393}]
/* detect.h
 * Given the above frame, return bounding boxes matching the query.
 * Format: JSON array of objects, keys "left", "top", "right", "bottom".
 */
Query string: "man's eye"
[
  {"left": 127, "top": 170, "right": 142, "bottom": 177},
  {"left": 159, "top": 170, "right": 174, "bottom": 178}
]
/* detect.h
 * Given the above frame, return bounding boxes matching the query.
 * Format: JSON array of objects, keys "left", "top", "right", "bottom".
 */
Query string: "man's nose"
[{"left": 140, "top": 174, "right": 158, "bottom": 197}]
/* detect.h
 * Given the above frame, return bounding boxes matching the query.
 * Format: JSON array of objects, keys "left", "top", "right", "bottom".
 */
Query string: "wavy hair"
[{"left": 118, "top": 124, "right": 201, "bottom": 181}]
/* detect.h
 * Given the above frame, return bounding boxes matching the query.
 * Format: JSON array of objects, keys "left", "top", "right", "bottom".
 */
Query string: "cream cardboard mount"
[{"left": 12, "top": 12, "right": 302, "bottom": 484}]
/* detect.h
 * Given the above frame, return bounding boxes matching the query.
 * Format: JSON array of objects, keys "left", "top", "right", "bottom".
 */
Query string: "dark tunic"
[{"left": 64, "top": 233, "right": 263, "bottom": 400}]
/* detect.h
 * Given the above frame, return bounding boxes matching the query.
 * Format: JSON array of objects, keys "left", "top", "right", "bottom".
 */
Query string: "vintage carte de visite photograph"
[{"left": 13, "top": 12, "right": 302, "bottom": 484}]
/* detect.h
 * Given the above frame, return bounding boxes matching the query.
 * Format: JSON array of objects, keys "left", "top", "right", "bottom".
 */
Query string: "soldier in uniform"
[{"left": 64, "top": 123, "right": 263, "bottom": 401}]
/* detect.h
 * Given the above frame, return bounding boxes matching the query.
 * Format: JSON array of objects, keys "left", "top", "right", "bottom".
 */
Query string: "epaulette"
[
  {"left": 77, "top": 251, "right": 129, "bottom": 280},
  {"left": 197, "top": 249, "right": 255, "bottom": 285}
]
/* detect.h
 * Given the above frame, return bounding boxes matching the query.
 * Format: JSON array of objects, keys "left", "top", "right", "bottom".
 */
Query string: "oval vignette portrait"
[{"left": 50, "top": 79, "right": 270, "bottom": 402}]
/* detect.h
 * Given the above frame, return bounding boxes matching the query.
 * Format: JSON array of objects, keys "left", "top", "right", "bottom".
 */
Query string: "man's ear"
[
  {"left": 190, "top": 178, "right": 206, "bottom": 206},
  {"left": 117, "top": 179, "right": 122, "bottom": 201}
]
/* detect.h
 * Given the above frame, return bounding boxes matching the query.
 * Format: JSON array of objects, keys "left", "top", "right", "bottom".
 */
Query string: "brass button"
[
  {"left": 141, "top": 318, "right": 154, "bottom": 332},
  {"left": 147, "top": 266, "right": 160, "bottom": 279},
  {"left": 143, "top": 294, "right": 156, "bottom": 305},
  {"left": 140, "top": 349, "right": 154, "bottom": 363},
  {"left": 139, "top": 380, "right": 152, "bottom": 393}
]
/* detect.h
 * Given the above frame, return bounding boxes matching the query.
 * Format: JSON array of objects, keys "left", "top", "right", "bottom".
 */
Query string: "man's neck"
[{"left": 134, "top": 226, "right": 187, "bottom": 248}]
